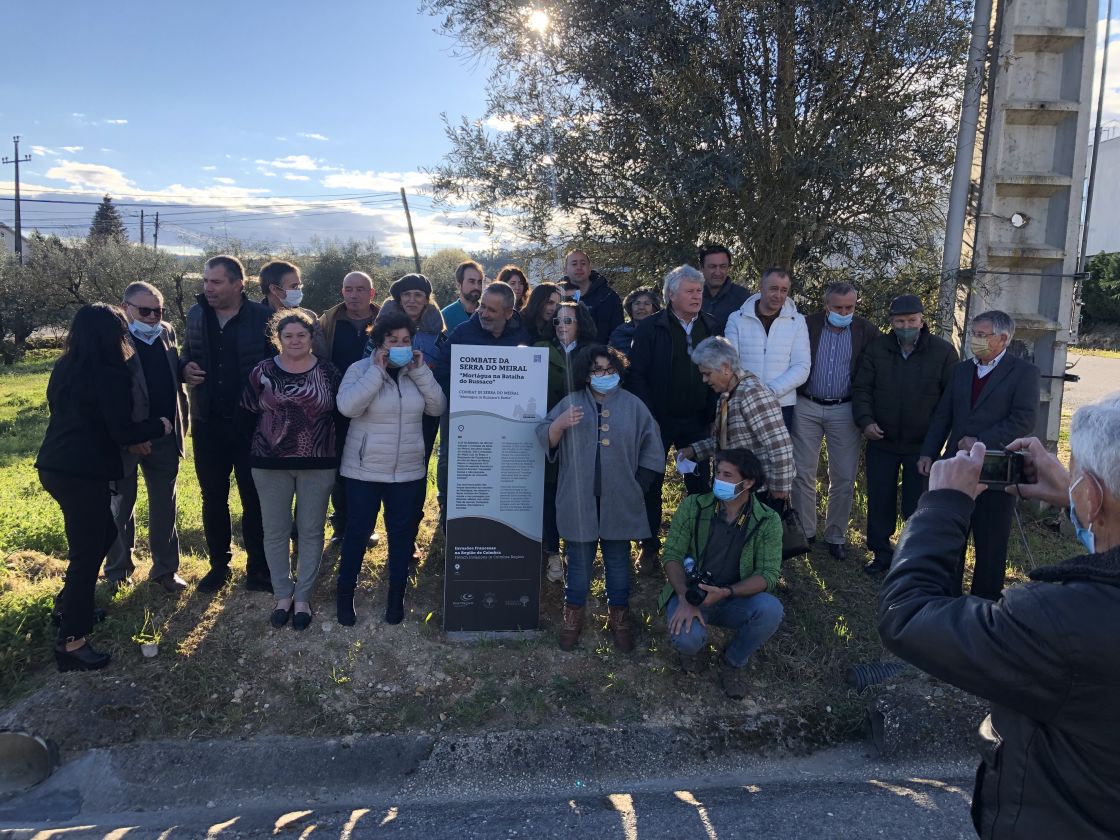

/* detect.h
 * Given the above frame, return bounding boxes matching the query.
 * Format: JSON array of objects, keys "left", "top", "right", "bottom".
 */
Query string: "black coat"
[
  {"left": 627, "top": 308, "right": 720, "bottom": 423},
  {"left": 562, "top": 271, "right": 624, "bottom": 344},
  {"left": 920, "top": 353, "right": 1040, "bottom": 458},
  {"left": 36, "top": 359, "right": 167, "bottom": 480},
  {"left": 701, "top": 280, "right": 750, "bottom": 332},
  {"left": 879, "top": 489, "right": 1120, "bottom": 838},
  {"left": 180, "top": 293, "right": 273, "bottom": 422},
  {"left": 851, "top": 327, "right": 959, "bottom": 454},
  {"left": 126, "top": 323, "right": 189, "bottom": 456}
]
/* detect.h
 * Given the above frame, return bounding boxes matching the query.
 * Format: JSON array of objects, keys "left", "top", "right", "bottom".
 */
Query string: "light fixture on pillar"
[{"left": 1010, "top": 212, "right": 1029, "bottom": 229}]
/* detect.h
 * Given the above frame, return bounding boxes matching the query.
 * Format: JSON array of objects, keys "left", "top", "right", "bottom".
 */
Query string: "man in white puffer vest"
[{"left": 723, "top": 267, "right": 810, "bottom": 433}]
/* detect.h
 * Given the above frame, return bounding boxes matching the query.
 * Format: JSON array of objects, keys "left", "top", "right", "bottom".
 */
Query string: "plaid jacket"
[{"left": 689, "top": 369, "right": 795, "bottom": 494}]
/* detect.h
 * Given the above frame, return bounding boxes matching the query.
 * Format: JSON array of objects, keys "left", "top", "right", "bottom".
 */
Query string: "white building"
[
  {"left": 0, "top": 222, "right": 29, "bottom": 256},
  {"left": 1083, "top": 132, "right": 1120, "bottom": 258}
]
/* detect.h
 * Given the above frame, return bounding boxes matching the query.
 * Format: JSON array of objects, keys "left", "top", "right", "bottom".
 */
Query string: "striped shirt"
[{"left": 807, "top": 325, "right": 853, "bottom": 400}]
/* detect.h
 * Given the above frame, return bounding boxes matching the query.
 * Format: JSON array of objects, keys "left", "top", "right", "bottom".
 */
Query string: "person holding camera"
[
  {"left": 878, "top": 396, "right": 1120, "bottom": 837},
  {"left": 658, "top": 448, "right": 784, "bottom": 699},
  {"left": 917, "top": 310, "right": 1039, "bottom": 599}
]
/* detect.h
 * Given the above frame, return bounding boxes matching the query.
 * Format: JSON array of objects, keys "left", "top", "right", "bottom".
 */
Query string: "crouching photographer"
[
  {"left": 659, "top": 448, "right": 784, "bottom": 699},
  {"left": 877, "top": 394, "right": 1120, "bottom": 838}
]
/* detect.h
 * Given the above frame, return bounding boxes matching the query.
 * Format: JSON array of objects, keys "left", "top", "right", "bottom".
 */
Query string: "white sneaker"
[{"left": 546, "top": 553, "right": 565, "bottom": 583}]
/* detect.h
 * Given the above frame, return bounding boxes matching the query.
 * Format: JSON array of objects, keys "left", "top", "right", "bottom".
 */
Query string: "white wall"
[{"left": 1085, "top": 135, "right": 1120, "bottom": 256}]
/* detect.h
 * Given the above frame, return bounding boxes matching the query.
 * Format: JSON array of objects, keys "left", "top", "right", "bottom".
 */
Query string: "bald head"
[{"left": 341, "top": 271, "right": 375, "bottom": 317}]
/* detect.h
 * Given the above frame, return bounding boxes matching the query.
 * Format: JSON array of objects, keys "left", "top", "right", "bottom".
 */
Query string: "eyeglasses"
[
  {"left": 552, "top": 316, "right": 576, "bottom": 326},
  {"left": 969, "top": 331, "right": 995, "bottom": 339},
  {"left": 591, "top": 366, "right": 618, "bottom": 376},
  {"left": 126, "top": 302, "right": 163, "bottom": 318}
]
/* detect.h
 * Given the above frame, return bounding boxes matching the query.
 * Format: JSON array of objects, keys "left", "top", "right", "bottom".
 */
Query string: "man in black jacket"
[
  {"left": 879, "top": 417, "right": 1120, "bottom": 839},
  {"left": 918, "top": 310, "right": 1039, "bottom": 598},
  {"left": 629, "top": 265, "right": 720, "bottom": 568},
  {"left": 181, "top": 255, "right": 274, "bottom": 594},
  {"left": 560, "top": 250, "right": 623, "bottom": 344},
  {"left": 852, "top": 295, "right": 958, "bottom": 574},
  {"left": 699, "top": 243, "right": 749, "bottom": 331}
]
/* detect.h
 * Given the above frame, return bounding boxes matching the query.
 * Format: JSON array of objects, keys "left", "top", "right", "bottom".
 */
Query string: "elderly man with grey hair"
[
  {"left": 792, "top": 282, "right": 878, "bottom": 561},
  {"left": 106, "top": 281, "right": 189, "bottom": 591},
  {"left": 628, "top": 265, "right": 722, "bottom": 570},
  {"left": 878, "top": 396, "right": 1120, "bottom": 836},
  {"left": 679, "top": 336, "right": 795, "bottom": 505},
  {"left": 918, "top": 309, "right": 1039, "bottom": 598}
]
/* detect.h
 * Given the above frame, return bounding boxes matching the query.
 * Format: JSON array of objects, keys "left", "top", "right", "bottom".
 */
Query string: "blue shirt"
[
  {"left": 807, "top": 325, "right": 853, "bottom": 400},
  {"left": 441, "top": 299, "right": 472, "bottom": 332}
]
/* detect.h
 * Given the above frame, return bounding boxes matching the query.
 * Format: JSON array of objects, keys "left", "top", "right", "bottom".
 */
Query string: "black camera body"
[{"left": 685, "top": 569, "right": 714, "bottom": 606}]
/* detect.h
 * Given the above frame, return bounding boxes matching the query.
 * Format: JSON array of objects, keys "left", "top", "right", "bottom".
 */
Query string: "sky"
[{"left": 1, "top": 1, "right": 1119, "bottom": 257}]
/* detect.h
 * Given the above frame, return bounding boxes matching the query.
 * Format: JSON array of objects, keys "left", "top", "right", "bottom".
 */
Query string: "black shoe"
[
  {"left": 385, "top": 581, "right": 405, "bottom": 625},
  {"left": 270, "top": 603, "right": 293, "bottom": 628},
  {"left": 827, "top": 543, "right": 848, "bottom": 561},
  {"left": 55, "top": 642, "right": 111, "bottom": 672},
  {"left": 197, "top": 567, "right": 232, "bottom": 593},
  {"left": 807, "top": 536, "right": 817, "bottom": 547},
  {"left": 292, "top": 609, "right": 313, "bottom": 631},
  {"left": 863, "top": 552, "right": 892, "bottom": 575},
  {"left": 337, "top": 591, "right": 356, "bottom": 626},
  {"left": 244, "top": 573, "right": 274, "bottom": 593}
]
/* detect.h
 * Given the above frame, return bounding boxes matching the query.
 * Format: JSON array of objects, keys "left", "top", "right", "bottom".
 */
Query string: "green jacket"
[{"left": 658, "top": 493, "right": 783, "bottom": 611}]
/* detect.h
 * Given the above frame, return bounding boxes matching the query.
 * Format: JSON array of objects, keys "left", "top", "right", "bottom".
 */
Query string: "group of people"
[{"left": 38, "top": 246, "right": 1038, "bottom": 691}]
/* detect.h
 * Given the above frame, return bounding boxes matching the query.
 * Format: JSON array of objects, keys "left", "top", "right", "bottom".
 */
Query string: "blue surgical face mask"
[
  {"left": 590, "top": 372, "right": 620, "bottom": 393},
  {"left": 284, "top": 288, "right": 304, "bottom": 307},
  {"left": 712, "top": 478, "right": 745, "bottom": 502},
  {"left": 827, "top": 311, "right": 854, "bottom": 329},
  {"left": 1069, "top": 475, "right": 1097, "bottom": 554},
  {"left": 129, "top": 320, "right": 164, "bottom": 345},
  {"left": 388, "top": 346, "right": 413, "bottom": 367}
]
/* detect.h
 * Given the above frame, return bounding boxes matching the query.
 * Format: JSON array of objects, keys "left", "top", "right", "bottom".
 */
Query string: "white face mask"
[
  {"left": 283, "top": 288, "right": 304, "bottom": 307},
  {"left": 129, "top": 320, "right": 164, "bottom": 345}
]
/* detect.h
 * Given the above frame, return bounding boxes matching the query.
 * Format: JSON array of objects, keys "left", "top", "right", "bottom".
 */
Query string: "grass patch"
[
  {"left": 1069, "top": 346, "right": 1120, "bottom": 359},
  {"left": 0, "top": 352, "right": 1082, "bottom": 753}
]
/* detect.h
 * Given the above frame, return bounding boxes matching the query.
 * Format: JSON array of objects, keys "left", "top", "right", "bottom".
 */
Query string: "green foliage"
[
  {"left": 1083, "top": 252, "right": 1120, "bottom": 324},
  {"left": 88, "top": 194, "right": 128, "bottom": 243},
  {"left": 421, "top": 247, "right": 473, "bottom": 308}
]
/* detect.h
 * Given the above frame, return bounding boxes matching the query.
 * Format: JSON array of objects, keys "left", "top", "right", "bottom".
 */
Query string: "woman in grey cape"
[{"left": 537, "top": 344, "right": 664, "bottom": 653}]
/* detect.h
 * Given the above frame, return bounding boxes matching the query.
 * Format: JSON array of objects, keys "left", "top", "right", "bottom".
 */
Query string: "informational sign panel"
[{"left": 444, "top": 345, "right": 547, "bottom": 632}]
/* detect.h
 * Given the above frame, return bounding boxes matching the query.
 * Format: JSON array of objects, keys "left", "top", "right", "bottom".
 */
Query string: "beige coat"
[{"left": 337, "top": 358, "right": 446, "bottom": 483}]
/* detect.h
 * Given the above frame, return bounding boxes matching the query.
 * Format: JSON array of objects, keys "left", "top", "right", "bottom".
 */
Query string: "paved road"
[
  {"left": 1, "top": 742, "right": 976, "bottom": 839},
  {"left": 1063, "top": 353, "right": 1120, "bottom": 413}
]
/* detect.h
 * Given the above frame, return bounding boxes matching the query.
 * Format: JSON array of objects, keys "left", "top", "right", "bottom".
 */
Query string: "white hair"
[
  {"left": 691, "top": 336, "right": 740, "bottom": 371},
  {"left": 972, "top": 310, "right": 1015, "bottom": 341},
  {"left": 1070, "top": 392, "right": 1120, "bottom": 496},
  {"left": 663, "top": 264, "right": 704, "bottom": 302}
]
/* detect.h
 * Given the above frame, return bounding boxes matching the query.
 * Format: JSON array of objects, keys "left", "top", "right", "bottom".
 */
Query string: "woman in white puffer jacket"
[{"left": 334, "top": 310, "right": 446, "bottom": 627}]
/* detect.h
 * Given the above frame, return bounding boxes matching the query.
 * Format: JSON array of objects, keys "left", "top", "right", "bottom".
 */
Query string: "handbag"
[{"left": 775, "top": 500, "right": 810, "bottom": 559}]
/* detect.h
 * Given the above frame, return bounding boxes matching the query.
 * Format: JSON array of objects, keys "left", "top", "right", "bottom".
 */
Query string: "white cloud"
[
  {"left": 71, "top": 112, "right": 85, "bottom": 118},
  {"left": 298, "top": 132, "right": 329, "bottom": 141},
  {"left": 60, "top": 145, "right": 83, "bottom": 153},
  {"left": 99, "top": 148, "right": 114, "bottom": 153},
  {"left": 284, "top": 174, "right": 310, "bottom": 181},
  {"left": 202, "top": 165, "right": 218, "bottom": 171},
  {"left": 256, "top": 154, "right": 319, "bottom": 171},
  {"left": 321, "top": 169, "right": 432, "bottom": 191},
  {"left": 31, "top": 145, "right": 56, "bottom": 157},
  {"left": 44, "top": 159, "right": 135, "bottom": 192},
  {"left": 1091, "top": 13, "right": 1120, "bottom": 128},
  {"left": 484, "top": 115, "right": 519, "bottom": 132},
  {"left": 257, "top": 168, "right": 278, "bottom": 178},
  {"left": 213, "top": 176, "right": 237, "bottom": 185},
  {"left": 105, "top": 119, "right": 128, "bottom": 125}
]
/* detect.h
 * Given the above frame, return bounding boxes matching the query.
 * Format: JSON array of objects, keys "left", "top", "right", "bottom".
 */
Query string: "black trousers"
[
  {"left": 643, "top": 414, "right": 712, "bottom": 549},
  {"left": 864, "top": 444, "right": 924, "bottom": 556},
  {"left": 192, "top": 419, "right": 268, "bottom": 577},
  {"left": 39, "top": 469, "right": 117, "bottom": 644},
  {"left": 957, "top": 488, "right": 1016, "bottom": 600}
]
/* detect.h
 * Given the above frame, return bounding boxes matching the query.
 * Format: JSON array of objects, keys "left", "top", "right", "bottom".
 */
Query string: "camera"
[
  {"left": 685, "top": 569, "right": 714, "bottom": 606},
  {"left": 979, "top": 449, "right": 1030, "bottom": 487}
]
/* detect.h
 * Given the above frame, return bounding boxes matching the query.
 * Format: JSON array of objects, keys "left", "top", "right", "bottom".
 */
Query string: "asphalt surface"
[
  {"left": 1063, "top": 353, "right": 1120, "bottom": 413},
  {"left": 0, "top": 741, "right": 976, "bottom": 838}
]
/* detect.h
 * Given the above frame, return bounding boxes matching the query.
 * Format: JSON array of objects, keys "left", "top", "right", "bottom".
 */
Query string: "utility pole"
[
  {"left": 140, "top": 209, "right": 145, "bottom": 245},
  {"left": 400, "top": 188, "right": 422, "bottom": 273},
  {"left": 2, "top": 136, "right": 32, "bottom": 265},
  {"left": 153, "top": 212, "right": 159, "bottom": 251}
]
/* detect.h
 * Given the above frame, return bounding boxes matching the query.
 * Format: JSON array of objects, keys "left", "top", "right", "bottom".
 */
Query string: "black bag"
[{"left": 776, "top": 502, "right": 810, "bottom": 559}]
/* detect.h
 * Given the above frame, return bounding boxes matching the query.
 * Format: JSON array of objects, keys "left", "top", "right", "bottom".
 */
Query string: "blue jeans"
[
  {"left": 666, "top": 592, "right": 784, "bottom": 668},
  {"left": 338, "top": 478, "right": 425, "bottom": 590},
  {"left": 565, "top": 539, "right": 631, "bottom": 607}
]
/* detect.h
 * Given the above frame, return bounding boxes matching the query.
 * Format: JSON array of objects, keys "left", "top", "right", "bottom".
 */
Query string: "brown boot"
[
  {"left": 608, "top": 605, "right": 635, "bottom": 653},
  {"left": 636, "top": 542, "right": 660, "bottom": 576},
  {"left": 558, "top": 603, "right": 585, "bottom": 651}
]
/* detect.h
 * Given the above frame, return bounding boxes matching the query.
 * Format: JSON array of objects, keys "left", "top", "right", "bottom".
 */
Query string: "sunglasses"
[
  {"left": 126, "top": 302, "right": 164, "bottom": 318},
  {"left": 552, "top": 316, "right": 576, "bottom": 326}
]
